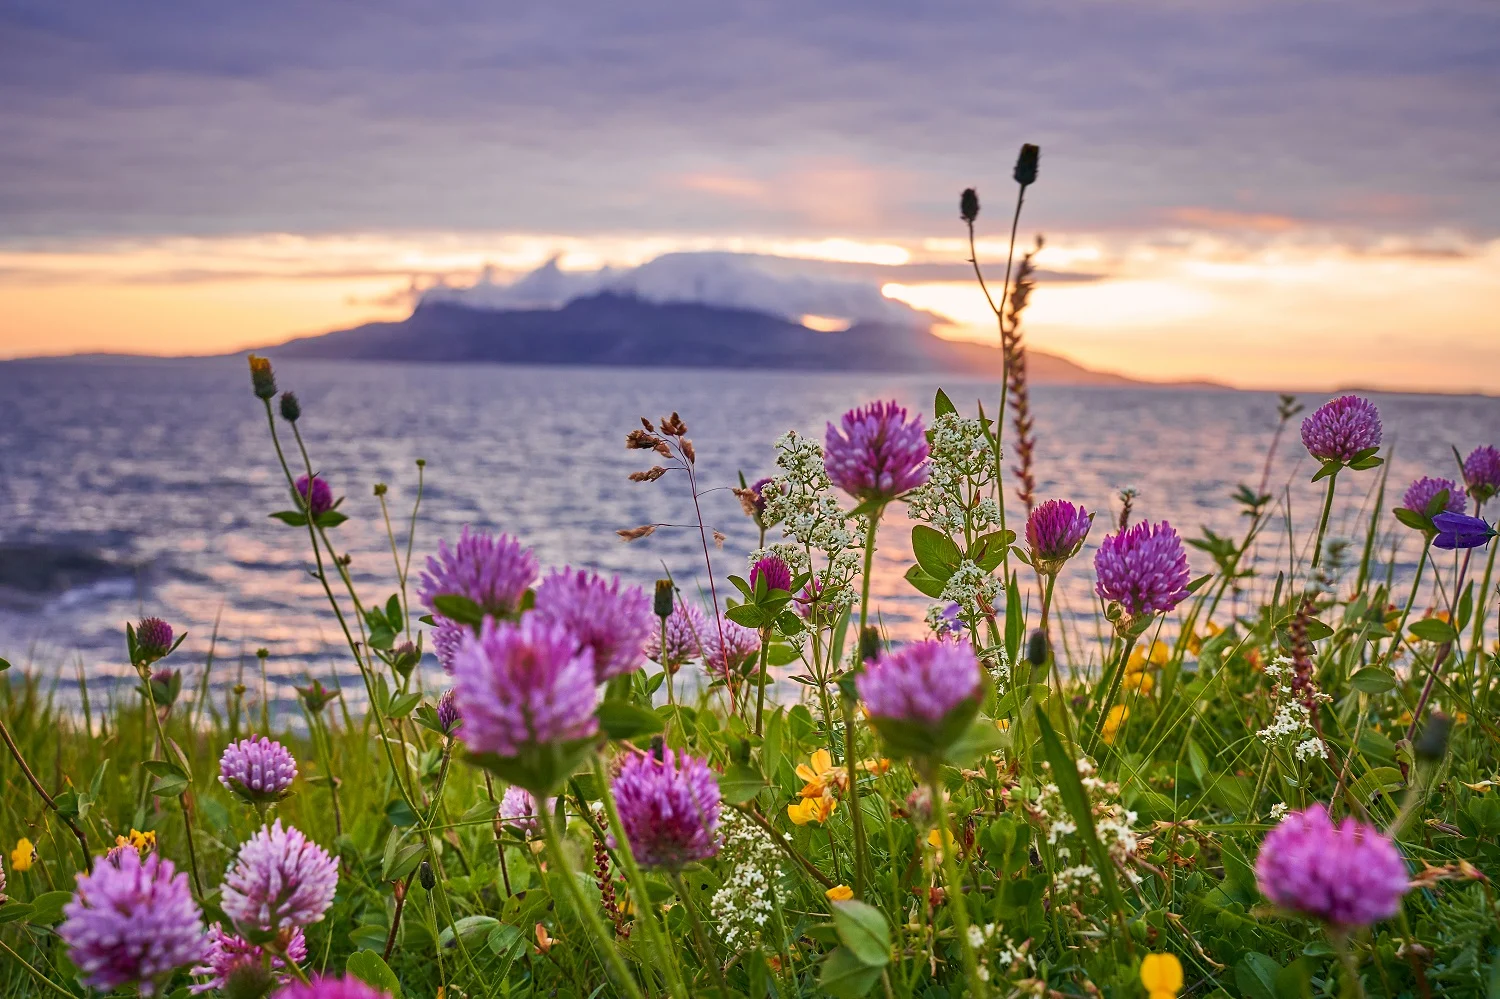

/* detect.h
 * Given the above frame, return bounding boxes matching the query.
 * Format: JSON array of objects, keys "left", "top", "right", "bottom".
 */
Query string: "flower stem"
[
  {"left": 1088, "top": 634, "right": 1139, "bottom": 755},
  {"left": 928, "top": 769, "right": 985, "bottom": 997},
  {"left": 669, "top": 871, "right": 732, "bottom": 999},
  {"left": 844, "top": 505, "right": 883, "bottom": 897},
  {"left": 1312, "top": 471, "right": 1339, "bottom": 570},
  {"left": 141, "top": 676, "right": 203, "bottom": 897},
  {"left": 755, "top": 631, "right": 771, "bottom": 737},
  {"left": 0, "top": 937, "right": 78, "bottom": 998},
  {"left": 538, "top": 804, "right": 646, "bottom": 999}
]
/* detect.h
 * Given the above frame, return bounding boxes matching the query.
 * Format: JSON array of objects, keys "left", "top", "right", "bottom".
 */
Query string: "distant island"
[{"left": 259, "top": 252, "right": 1206, "bottom": 387}]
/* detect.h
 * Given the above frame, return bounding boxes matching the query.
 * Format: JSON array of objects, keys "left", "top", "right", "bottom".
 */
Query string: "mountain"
[{"left": 265, "top": 292, "right": 1147, "bottom": 385}]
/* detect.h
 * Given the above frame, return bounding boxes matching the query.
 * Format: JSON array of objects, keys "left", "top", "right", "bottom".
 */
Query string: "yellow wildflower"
[
  {"left": 1140, "top": 952, "right": 1183, "bottom": 998},
  {"left": 857, "top": 758, "right": 892, "bottom": 776},
  {"left": 995, "top": 718, "right": 1010, "bottom": 732},
  {"left": 1124, "top": 670, "right": 1155, "bottom": 695},
  {"left": 796, "top": 749, "right": 846, "bottom": 798},
  {"left": 1101, "top": 705, "right": 1129, "bottom": 745},
  {"left": 10, "top": 838, "right": 35, "bottom": 872},
  {"left": 788, "top": 795, "right": 838, "bottom": 826},
  {"left": 1127, "top": 641, "right": 1170, "bottom": 673},
  {"left": 115, "top": 829, "right": 157, "bottom": 854},
  {"left": 534, "top": 923, "right": 556, "bottom": 954},
  {"left": 825, "top": 884, "right": 854, "bottom": 902},
  {"left": 927, "top": 827, "right": 957, "bottom": 852}
]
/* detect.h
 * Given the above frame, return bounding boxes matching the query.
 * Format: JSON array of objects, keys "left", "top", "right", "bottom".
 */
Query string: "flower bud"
[
  {"left": 960, "top": 187, "right": 980, "bottom": 223},
  {"left": 1027, "top": 629, "right": 1049, "bottom": 666},
  {"left": 1414, "top": 712, "right": 1452, "bottom": 762},
  {"left": 858, "top": 626, "right": 881, "bottom": 665},
  {"left": 1013, "top": 143, "right": 1040, "bottom": 187},
  {"left": 248, "top": 355, "right": 278, "bottom": 399},
  {"left": 419, "top": 860, "right": 436, "bottom": 891},
  {"left": 654, "top": 579, "right": 674, "bottom": 619},
  {"left": 278, "top": 392, "right": 301, "bottom": 422}
]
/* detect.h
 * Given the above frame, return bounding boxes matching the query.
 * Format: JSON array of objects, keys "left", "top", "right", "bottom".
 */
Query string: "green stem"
[
  {"left": 1312, "top": 471, "right": 1339, "bottom": 570},
  {"left": 844, "top": 505, "right": 884, "bottom": 897},
  {"left": 0, "top": 937, "right": 78, "bottom": 998},
  {"left": 1088, "top": 634, "right": 1140, "bottom": 755},
  {"left": 755, "top": 629, "right": 771, "bottom": 737},
  {"left": 669, "top": 871, "right": 731, "bottom": 999},
  {"left": 593, "top": 757, "right": 691, "bottom": 999},
  {"left": 538, "top": 804, "right": 646, "bottom": 999},
  {"left": 141, "top": 675, "right": 203, "bottom": 898},
  {"left": 928, "top": 769, "right": 985, "bottom": 997}
]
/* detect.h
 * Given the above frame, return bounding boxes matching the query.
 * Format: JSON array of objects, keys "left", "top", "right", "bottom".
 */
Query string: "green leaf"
[
  {"left": 1349, "top": 668, "right": 1397, "bottom": 694},
  {"left": 968, "top": 530, "right": 1015, "bottom": 573},
  {"left": 718, "top": 763, "right": 767, "bottom": 805},
  {"left": 1456, "top": 581, "right": 1475, "bottom": 631},
  {"left": 467, "top": 737, "right": 599, "bottom": 796},
  {"left": 431, "top": 594, "right": 486, "bottom": 628},
  {"left": 26, "top": 891, "right": 73, "bottom": 925},
  {"left": 934, "top": 388, "right": 957, "bottom": 418},
  {"left": 144, "top": 760, "right": 190, "bottom": 797},
  {"left": 459, "top": 799, "right": 499, "bottom": 824},
  {"left": 1235, "top": 952, "right": 1281, "bottom": 999},
  {"left": 1311, "top": 459, "right": 1342, "bottom": 483},
  {"left": 315, "top": 510, "right": 349, "bottom": 528},
  {"left": 597, "top": 700, "right": 665, "bottom": 740},
  {"left": 1393, "top": 507, "right": 1430, "bottom": 531},
  {"left": 725, "top": 603, "right": 766, "bottom": 629},
  {"left": 819, "top": 946, "right": 884, "bottom": 997},
  {"left": 346, "top": 950, "right": 403, "bottom": 998},
  {"left": 765, "top": 642, "right": 802, "bottom": 667},
  {"left": 439, "top": 915, "right": 500, "bottom": 949},
  {"left": 1409, "top": 617, "right": 1459, "bottom": 643},
  {"left": 944, "top": 719, "right": 1007, "bottom": 768},
  {"left": 0, "top": 903, "right": 35, "bottom": 924},
  {"left": 1303, "top": 617, "right": 1334, "bottom": 642},
  {"left": 911, "top": 525, "right": 964, "bottom": 581},
  {"left": 1185, "top": 573, "right": 1214, "bottom": 595},
  {"left": 1034, "top": 712, "right": 1128, "bottom": 920},
  {"left": 0, "top": 657, "right": 10, "bottom": 671},
  {"left": 385, "top": 594, "right": 404, "bottom": 631},
  {"left": 1348, "top": 455, "right": 1383, "bottom": 470},
  {"left": 386, "top": 691, "right": 422, "bottom": 719},
  {"left": 269, "top": 510, "right": 309, "bottom": 526},
  {"left": 1346, "top": 766, "right": 1404, "bottom": 804},
  {"left": 903, "top": 564, "right": 946, "bottom": 599},
  {"left": 831, "top": 900, "right": 890, "bottom": 967}
]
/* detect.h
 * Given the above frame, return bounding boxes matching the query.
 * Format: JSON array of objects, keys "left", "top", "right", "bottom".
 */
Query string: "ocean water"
[{"left": 1, "top": 357, "right": 1495, "bottom": 719}]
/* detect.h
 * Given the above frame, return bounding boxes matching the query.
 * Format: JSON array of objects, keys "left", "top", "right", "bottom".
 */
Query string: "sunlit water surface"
[{"left": 1, "top": 358, "right": 1495, "bottom": 722}]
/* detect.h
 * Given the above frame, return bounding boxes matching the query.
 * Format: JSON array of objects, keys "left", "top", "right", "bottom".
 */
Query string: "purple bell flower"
[{"left": 1432, "top": 512, "right": 1496, "bottom": 551}]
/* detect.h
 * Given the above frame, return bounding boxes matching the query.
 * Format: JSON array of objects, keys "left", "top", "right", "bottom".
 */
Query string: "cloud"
[{"left": 0, "top": 0, "right": 1496, "bottom": 242}]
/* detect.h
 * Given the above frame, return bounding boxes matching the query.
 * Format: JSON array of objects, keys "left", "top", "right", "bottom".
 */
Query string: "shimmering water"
[{"left": 1, "top": 357, "right": 1495, "bottom": 719}]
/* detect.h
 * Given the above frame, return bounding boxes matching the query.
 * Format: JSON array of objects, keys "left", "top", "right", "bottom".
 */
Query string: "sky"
[{"left": 2, "top": 0, "right": 1497, "bottom": 391}]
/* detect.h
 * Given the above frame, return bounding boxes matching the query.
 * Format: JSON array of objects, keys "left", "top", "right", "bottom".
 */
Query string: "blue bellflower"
[{"left": 1431, "top": 512, "right": 1497, "bottom": 550}]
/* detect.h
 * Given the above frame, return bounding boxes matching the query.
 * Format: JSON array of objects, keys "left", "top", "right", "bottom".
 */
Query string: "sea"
[{"left": 1, "top": 357, "right": 1495, "bottom": 721}]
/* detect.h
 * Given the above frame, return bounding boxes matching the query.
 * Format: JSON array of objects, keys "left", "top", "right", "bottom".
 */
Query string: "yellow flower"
[
  {"left": 1140, "top": 952, "right": 1183, "bottom": 998},
  {"left": 1101, "top": 705, "right": 1129, "bottom": 745},
  {"left": 534, "top": 923, "right": 556, "bottom": 954},
  {"left": 796, "top": 749, "right": 846, "bottom": 799},
  {"left": 857, "top": 758, "right": 892, "bottom": 776},
  {"left": 788, "top": 795, "right": 838, "bottom": 826},
  {"left": 10, "top": 838, "right": 35, "bottom": 872},
  {"left": 995, "top": 718, "right": 1011, "bottom": 732},
  {"left": 115, "top": 829, "right": 156, "bottom": 855},
  {"left": 826, "top": 884, "right": 854, "bottom": 902},
  {"left": 1127, "top": 641, "right": 1170, "bottom": 673},
  {"left": 927, "top": 827, "right": 956, "bottom": 851},
  {"left": 1124, "top": 670, "right": 1155, "bottom": 695}
]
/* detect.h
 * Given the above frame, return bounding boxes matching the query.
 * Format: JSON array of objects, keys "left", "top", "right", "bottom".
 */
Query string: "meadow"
[{"left": 2, "top": 160, "right": 1499, "bottom": 999}]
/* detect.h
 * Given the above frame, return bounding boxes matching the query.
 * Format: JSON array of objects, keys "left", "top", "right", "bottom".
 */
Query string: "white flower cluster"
[
  {"left": 940, "top": 560, "right": 1001, "bottom": 616},
  {"left": 983, "top": 644, "right": 1011, "bottom": 686},
  {"left": 1269, "top": 802, "right": 1289, "bottom": 820},
  {"left": 747, "top": 544, "right": 810, "bottom": 577},
  {"left": 761, "top": 431, "right": 858, "bottom": 556},
  {"left": 1294, "top": 737, "right": 1328, "bottom": 761},
  {"left": 925, "top": 604, "right": 962, "bottom": 636},
  {"left": 1033, "top": 757, "right": 1141, "bottom": 896},
  {"left": 964, "top": 923, "right": 1035, "bottom": 985},
  {"left": 708, "top": 810, "right": 783, "bottom": 951},
  {"left": 1257, "top": 701, "right": 1312, "bottom": 743},
  {"left": 906, "top": 413, "right": 999, "bottom": 536}
]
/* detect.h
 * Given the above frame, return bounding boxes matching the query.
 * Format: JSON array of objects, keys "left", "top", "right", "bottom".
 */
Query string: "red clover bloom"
[
  {"left": 1254, "top": 804, "right": 1408, "bottom": 927},
  {"left": 703, "top": 616, "right": 761, "bottom": 675},
  {"left": 1300, "top": 395, "right": 1381, "bottom": 464},
  {"left": 1093, "top": 521, "right": 1191, "bottom": 628},
  {"left": 134, "top": 616, "right": 175, "bottom": 663},
  {"left": 857, "top": 638, "right": 981, "bottom": 725},
  {"left": 59, "top": 848, "right": 207, "bottom": 996},
  {"left": 437, "top": 688, "right": 462, "bottom": 735},
  {"left": 610, "top": 748, "right": 722, "bottom": 870},
  {"left": 1026, "top": 499, "right": 1093, "bottom": 573},
  {"left": 1464, "top": 445, "right": 1500, "bottom": 505},
  {"left": 533, "top": 567, "right": 653, "bottom": 681},
  {"left": 190, "top": 923, "right": 306, "bottom": 994},
  {"left": 451, "top": 616, "right": 600, "bottom": 757},
  {"left": 295, "top": 474, "right": 334, "bottom": 518},
  {"left": 823, "top": 400, "right": 930, "bottom": 502},
  {"left": 273, "top": 976, "right": 392, "bottom": 999},
  {"left": 1398, "top": 476, "right": 1465, "bottom": 527},
  {"left": 500, "top": 785, "right": 543, "bottom": 837},
  {"left": 221, "top": 820, "right": 339, "bottom": 932},
  {"left": 646, "top": 602, "right": 707, "bottom": 673},
  {"left": 750, "top": 553, "right": 793, "bottom": 592},
  {"left": 418, "top": 528, "right": 539, "bottom": 671},
  {"left": 219, "top": 736, "right": 298, "bottom": 804}
]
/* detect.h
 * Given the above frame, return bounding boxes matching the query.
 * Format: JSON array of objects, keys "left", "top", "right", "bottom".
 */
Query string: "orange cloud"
[{"left": 1164, "top": 207, "right": 1301, "bottom": 233}]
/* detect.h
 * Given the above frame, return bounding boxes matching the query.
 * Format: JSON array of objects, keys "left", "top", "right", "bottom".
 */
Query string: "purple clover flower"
[
  {"left": 437, "top": 689, "right": 462, "bottom": 735},
  {"left": 219, "top": 736, "right": 298, "bottom": 804},
  {"left": 135, "top": 617, "right": 175, "bottom": 662},
  {"left": 499, "top": 785, "right": 546, "bottom": 837},
  {"left": 451, "top": 616, "right": 600, "bottom": 758},
  {"left": 418, "top": 528, "right": 539, "bottom": 671},
  {"left": 857, "top": 638, "right": 981, "bottom": 725},
  {"left": 59, "top": 848, "right": 207, "bottom": 996},
  {"left": 1254, "top": 804, "right": 1408, "bottom": 927},
  {"left": 750, "top": 553, "right": 793, "bottom": 593},
  {"left": 273, "top": 976, "right": 393, "bottom": 999},
  {"left": 190, "top": 923, "right": 306, "bottom": 994},
  {"left": 1300, "top": 395, "right": 1382, "bottom": 464},
  {"left": 610, "top": 748, "right": 721, "bottom": 870},
  {"left": 1432, "top": 512, "right": 1497, "bottom": 551},
  {"left": 1026, "top": 499, "right": 1093, "bottom": 572},
  {"left": 1093, "top": 520, "right": 1192, "bottom": 625},
  {"left": 295, "top": 474, "right": 335, "bottom": 518},
  {"left": 823, "top": 400, "right": 930, "bottom": 502},
  {"left": 1464, "top": 445, "right": 1500, "bottom": 505},
  {"left": 533, "top": 568, "right": 653, "bottom": 681},
  {"left": 1398, "top": 476, "right": 1465, "bottom": 527},
  {"left": 703, "top": 616, "right": 761, "bottom": 676},
  {"left": 646, "top": 602, "right": 707, "bottom": 672},
  {"left": 221, "top": 820, "right": 339, "bottom": 932}
]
